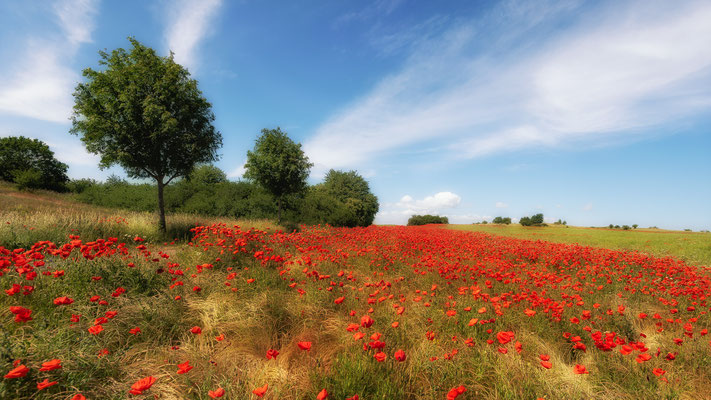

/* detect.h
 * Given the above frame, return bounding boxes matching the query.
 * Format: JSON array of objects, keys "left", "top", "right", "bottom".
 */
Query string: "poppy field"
[{"left": 2, "top": 220, "right": 711, "bottom": 399}]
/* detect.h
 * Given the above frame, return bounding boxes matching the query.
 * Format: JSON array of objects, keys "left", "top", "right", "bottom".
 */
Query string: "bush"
[
  {"left": 407, "top": 215, "right": 449, "bottom": 226},
  {"left": 492, "top": 216, "right": 511, "bottom": 224},
  {"left": 14, "top": 169, "right": 44, "bottom": 191},
  {"left": 0, "top": 136, "right": 69, "bottom": 191},
  {"left": 66, "top": 178, "right": 98, "bottom": 194},
  {"left": 520, "top": 213, "right": 544, "bottom": 227}
]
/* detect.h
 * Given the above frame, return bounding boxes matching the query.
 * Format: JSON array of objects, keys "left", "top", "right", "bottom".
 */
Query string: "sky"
[{"left": 0, "top": 0, "right": 710, "bottom": 229}]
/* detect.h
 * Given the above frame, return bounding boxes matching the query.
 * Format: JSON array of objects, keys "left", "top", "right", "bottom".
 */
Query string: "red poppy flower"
[
  {"left": 317, "top": 388, "right": 329, "bottom": 400},
  {"left": 37, "top": 379, "right": 58, "bottom": 390},
  {"left": 190, "top": 326, "right": 202, "bottom": 335},
  {"left": 266, "top": 349, "right": 279, "bottom": 360},
  {"left": 39, "top": 359, "right": 62, "bottom": 371},
  {"left": 208, "top": 387, "right": 225, "bottom": 398},
  {"left": 447, "top": 385, "right": 467, "bottom": 400},
  {"left": 573, "top": 364, "right": 589, "bottom": 374},
  {"left": 177, "top": 360, "right": 193, "bottom": 374},
  {"left": 4, "top": 364, "right": 29, "bottom": 379},
  {"left": 129, "top": 376, "right": 156, "bottom": 395},
  {"left": 394, "top": 349, "right": 407, "bottom": 362},
  {"left": 252, "top": 384, "right": 268, "bottom": 397},
  {"left": 298, "top": 341, "right": 312, "bottom": 351}
]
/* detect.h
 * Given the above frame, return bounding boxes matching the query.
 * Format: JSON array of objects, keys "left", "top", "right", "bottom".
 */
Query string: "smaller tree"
[
  {"left": 408, "top": 215, "right": 449, "bottom": 226},
  {"left": 0, "top": 136, "right": 69, "bottom": 191},
  {"left": 71, "top": 38, "right": 222, "bottom": 232},
  {"left": 244, "top": 127, "right": 312, "bottom": 224},
  {"left": 530, "top": 213, "right": 544, "bottom": 225},
  {"left": 321, "top": 169, "right": 379, "bottom": 227},
  {"left": 519, "top": 216, "right": 532, "bottom": 226}
]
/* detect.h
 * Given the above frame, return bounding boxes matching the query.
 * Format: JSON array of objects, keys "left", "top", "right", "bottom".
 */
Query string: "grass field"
[
  {"left": 448, "top": 224, "right": 711, "bottom": 267},
  {"left": 2, "top": 188, "right": 711, "bottom": 399}
]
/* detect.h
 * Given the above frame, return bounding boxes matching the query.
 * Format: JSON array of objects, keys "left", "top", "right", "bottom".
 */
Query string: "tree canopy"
[
  {"left": 244, "top": 127, "right": 312, "bottom": 223},
  {"left": 320, "top": 169, "right": 379, "bottom": 227},
  {"left": 0, "top": 136, "right": 69, "bottom": 191},
  {"left": 70, "top": 38, "right": 222, "bottom": 232}
]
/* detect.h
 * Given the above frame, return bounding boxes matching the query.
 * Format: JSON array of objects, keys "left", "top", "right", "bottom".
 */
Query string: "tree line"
[{"left": 1, "top": 38, "right": 378, "bottom": 232}]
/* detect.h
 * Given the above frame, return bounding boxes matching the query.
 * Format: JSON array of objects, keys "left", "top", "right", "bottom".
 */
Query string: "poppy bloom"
[
  {"left": 298, "top": 341, "right": 312, "bottom": 351},
  {"left": 447, "top": 385, "right": 467, "bottom": 400},
  {"left": 9, "top": 306, "right": 33, "bottom": 323},
  {"left": 317, "top": 389, "right": 329, "bottom": 400},
  {"left": 374, "top": 352, "right": 387, "bottom": 362},
  {"left": 190, "top": 326, "right": 202, "bottom": 335},
  {"left": 334, "top": 296, "right": 345, "bottom": 304},
  {"left": 394, "top": 349, "right": 407, "bottom": 362},
  {"left": 266, "top": 349, "right": 279, "bottom": 360},
  {"left": 496, "top": 331, "right": 514, "bottom": 345},
  {"left": 215, "top": 333, "right": 225, "bottom": 341},
  {"left": 573, "top": 364, "right": 589, "bottom": 374},
  {"left": 353, "top": 332, "right": 365, "bottom": 341},
  {"left": 252, "top": 384, "right": 268, "bottom": 397},
  {"left": 129, "top": 327, "right": 141, "bottom": 335},
  {"left": 653, "top": 368, "right": 666, "bottom": 376},
  {"left": 70, "top": 395, "right": 86, "bottom": 400},
  {"left": 88, "top": 325, "right": 104, "bottom": 335},
  {"left": 37, "top": 379, "right": 58, "bottom": 390},
  {"left": 39, "top": 359, "right": 62, "bottom": 371},
  {"left": 129, "top": 376, "right": 156, "bottom": 395},
  {"left": 53, "top": 296, "right": 74, "bottom": 305},
  {"left": 208, "top": 387, "right": 225, "bottom": 398},
  {"left": 524, "top": 309, "right": 536, "bottom": 317},
  {"left": 361, "top": 315, "right": 374, "bottom": 328},
  {"left": 177, "top": 360, "right": 193, "bottom": 374},
  {"left": 391, "top": 321, "right": 399, "bottom": 328},
  {"left": 4, "top": 364, "right": 29, "bottom": 379},
  {"left": 541, "top": 361, "right": 552, "bottom": 369}
]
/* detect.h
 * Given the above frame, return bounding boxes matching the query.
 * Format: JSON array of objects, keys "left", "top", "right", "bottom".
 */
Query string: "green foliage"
[
  {"left": 492, "top": 216, "right": 512, "bottom": 224},
  {"left": 66, "top": 178, "right": 98, "bottom": 194},
  {"left": 244, "top": 127, "right": 312, "bottom": 223},
  {"left": 305, "top": 169, "right": 380, "bottom": 227},
  {"left": 407, "top": 214, "right": 449, "bottom": 226},
  {"left": 520, "top": 213, "right": 543, "bottom": 226},
  {"left": 70, "top": 37, "right": 222, "bottom": 231},
  {"left": 188, "top": 164, "right": 227, "bottom": 185},
  {"left": 0, "top": 136, "right": 69, "bottom": 191}
]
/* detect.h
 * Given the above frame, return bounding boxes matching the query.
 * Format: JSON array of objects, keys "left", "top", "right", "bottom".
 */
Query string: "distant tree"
[
  {"left": 189, "top": 164, "right": 227, "bottom": 185},
  {"left": 321, "top": 169, "right": 379, "bottom": 227},
  {"left": 408, "top": 215, "right": 449, "bottom": 226},
  {"left": 531, "top": 213, "right": 544, "bottom": 225},
  {"left": 493, "top": 216, "right": 511, "bottom": 224},
  {"left": 609, "top": 224, "right": 614, "bottom": 229},
  {"left": 71, "top": 38, "right": 222, "bottom": 232},
  {"left": 632, "top": 224, "right": 638, "bottom": 229},
  {"left": 519, "top": 216, "right": 532, "bottom": 226},
  {"left": 0, "top": 136, "right": 69, "bottom": 191},
  {"left": 244, "top": 127, "right": 312, "bottom": 224}
]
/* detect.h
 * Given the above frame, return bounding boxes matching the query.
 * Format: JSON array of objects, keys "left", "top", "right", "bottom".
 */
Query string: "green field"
[{"left": 447, "top": 224, "right": 711, "bottom": 267}]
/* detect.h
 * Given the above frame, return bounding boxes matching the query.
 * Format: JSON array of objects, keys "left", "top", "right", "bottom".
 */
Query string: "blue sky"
[{"left": 1, "top": 0, "right": 710, "bottom": 229}]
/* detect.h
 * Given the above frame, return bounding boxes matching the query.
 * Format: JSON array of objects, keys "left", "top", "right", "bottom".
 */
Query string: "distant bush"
[
  {"left": 622, "top": 225, "right": 631, "bottom": 230},
  {"left": 67, "top": 178, "right": 98, "bottom": 194},
  {"left": 519, "top": 213, "right": 544, "bottom": 227},
  {"left": 0, "top": 136, "right": 69, "bottom": 191},
  {"left": 407, "top": 215, "right": 449, "bottom": 226},
  {"left": 553, "top": 219, "right": 567, "bottom": 225},
  {"left": 492, "top": 216, "right": 511, "bottom": 224}
]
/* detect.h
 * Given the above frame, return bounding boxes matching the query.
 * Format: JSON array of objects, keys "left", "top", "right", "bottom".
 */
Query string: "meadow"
[{"left": 2, "top": 188, "right": 711, "bottom": 399}]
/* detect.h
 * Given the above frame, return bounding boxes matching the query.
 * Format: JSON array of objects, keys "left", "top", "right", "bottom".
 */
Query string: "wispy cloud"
[
  {"left": 495, "top": 201, "right": 508, "bottom": 208},
  {"left": 0, "top": 0, "right": 98, "bottom": 123},
  {"left": 305, "top": 0, "right": 711, "bottom": 173},
  {"left": 164, "top": 0, "right": 222, "bottom": 73}
]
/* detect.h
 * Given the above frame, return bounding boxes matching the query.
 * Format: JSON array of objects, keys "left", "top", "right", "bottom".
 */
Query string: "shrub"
[{"left": 407, "top": 215, "right": 449, "bottom": 226}]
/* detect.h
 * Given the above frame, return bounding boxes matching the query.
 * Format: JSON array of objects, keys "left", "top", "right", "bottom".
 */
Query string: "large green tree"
[
  {"left": 244, "top": 127, "right": 312, "bottom": 224},
  {"left": 0, "top": 136, "right": 69, "bottom": 191},
  {"left": 321, "top": 169, "right": 379, "bottom": 227},
  {"left": 70, "top": 38, "right": 222, "bottom": 232}
]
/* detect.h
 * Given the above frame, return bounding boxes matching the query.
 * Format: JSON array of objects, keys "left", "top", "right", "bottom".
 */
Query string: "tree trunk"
[
  {"left": 157, "top": 178, "right": 166, "bottom": 233},
  {"left": 277, "top": 196, "right": 282, "bottom": 225}
]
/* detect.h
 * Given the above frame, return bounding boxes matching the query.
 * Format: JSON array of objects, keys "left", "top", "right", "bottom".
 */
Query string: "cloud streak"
[
  {"left": 164, "top": 0, "right": 222, "bottom": 73},
  {"left": 305, "top": 0, "right": 711, "bottom": 172}
]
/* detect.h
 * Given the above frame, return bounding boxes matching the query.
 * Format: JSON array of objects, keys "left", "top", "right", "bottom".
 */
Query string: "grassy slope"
[
  {"left": 0, "top": 182, "right": 277, "bottom": 248},
  {"left": 447, "top": 224, "right": 711, "bottom": 267}
]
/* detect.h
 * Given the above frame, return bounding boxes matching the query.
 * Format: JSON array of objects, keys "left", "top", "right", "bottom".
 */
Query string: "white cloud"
[
  {"left": 164, "top": 0, "right": 222, "bottom": 73},
  {"left": 495, "top": 201, "right": 508, "bottom": 208},
  {"left": 305, "top": 0, "right": 711, "bottom": 172},
  {"left": 227, "top": 160, "right": 246, "bottom": 179},
  {"left": 0, "top": 0, "right": 98, "bottom": 123},
  {"left": 582, "top": 203, "right": 593, "bottom": 211},
  {"left": 54, "top": 0, "right": 97, "bottom": 45},
  {"left": 376, "top": 191, "right": 462, "bottom": 224}
]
